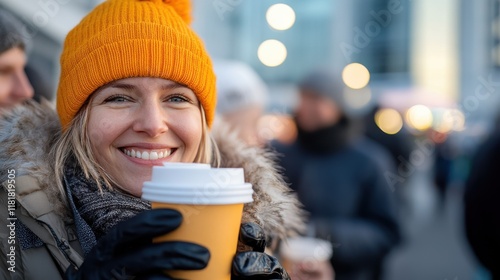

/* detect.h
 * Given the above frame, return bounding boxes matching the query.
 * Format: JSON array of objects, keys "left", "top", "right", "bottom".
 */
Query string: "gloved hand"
[
  {"left": 232, "top": 223, "right": 290, "bottom": 280},
  {"left": 65, "top": 209, "right": 209, "bottom": 280}
]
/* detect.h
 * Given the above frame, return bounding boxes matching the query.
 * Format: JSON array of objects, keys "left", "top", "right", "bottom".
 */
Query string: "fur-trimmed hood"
[{"left": 0, "top": 101, "right": 305, "bottom": 243}]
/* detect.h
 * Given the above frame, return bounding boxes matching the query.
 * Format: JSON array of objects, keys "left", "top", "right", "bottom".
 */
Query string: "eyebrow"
[
  {"left": 108, "top": 81, "right": 188, "bottom": 91},
  {"left": 160, "top": 83, "right": 188, "bottom": 91}
]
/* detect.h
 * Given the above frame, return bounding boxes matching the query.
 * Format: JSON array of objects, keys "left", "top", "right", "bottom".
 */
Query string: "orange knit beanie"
[{"left": 56, "top": 0, "right": 216, "bottom": 129}]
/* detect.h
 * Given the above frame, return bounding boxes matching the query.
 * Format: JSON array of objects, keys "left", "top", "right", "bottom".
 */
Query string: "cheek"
[
  {"left": 173, "top": 112, "right": 203, "bottom": 153},
  {"left": 0, "top": 83, "right": 11, "bottom": 102},
  {"left": 0, "top": 86, "right": 9, "bottom": 104},
  {"left": 320, "top": 102, "right": 341, "bottom": 121},
  {"left": 317, "top": 102, "right": 333, "bottom": 118},
  {"left": 88, "top": 110, "right": 122, "bottom": 155},
  {"left": 185, "top": 118, "right": 203, "bottom": 148},
  {"left": 317, "top": 105, "right": 331, "bottom": 120}
]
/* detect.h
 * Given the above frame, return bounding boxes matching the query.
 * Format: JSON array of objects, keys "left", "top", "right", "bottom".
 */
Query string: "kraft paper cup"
[{"left": 142, "top": 162, "right": 253, "bottom": 280}]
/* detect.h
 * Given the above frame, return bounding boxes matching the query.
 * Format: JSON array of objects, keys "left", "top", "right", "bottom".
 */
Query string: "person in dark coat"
[
  {"left": 272, "top": 68, "right": 401, "bottom": 280},
  {"left": 464, "top": 130, "right": 500, "bottom": 279}
]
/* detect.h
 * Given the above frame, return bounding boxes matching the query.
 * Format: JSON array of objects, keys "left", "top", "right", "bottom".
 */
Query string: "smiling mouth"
[{"left": 120, "top": 148, "right": 176, "bottom": 160}]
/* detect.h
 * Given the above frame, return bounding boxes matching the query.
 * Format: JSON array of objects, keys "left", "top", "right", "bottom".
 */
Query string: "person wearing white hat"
[{"left": 214, "top": 60, "right": 268, "bottom": 146}]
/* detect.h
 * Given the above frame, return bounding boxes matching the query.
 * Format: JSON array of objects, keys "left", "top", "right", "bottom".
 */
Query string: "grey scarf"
[{"left": 65, "top": 161, "right": 151, "bottom": 240}]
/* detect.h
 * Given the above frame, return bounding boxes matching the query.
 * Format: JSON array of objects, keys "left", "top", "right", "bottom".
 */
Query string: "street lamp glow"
[
  {"left": 406, "top": 105, "right": 433, "bottom": 131},
  {"left": 258, "top": 39, "right": 287, "bottom": 67},
  {"left": 375, "top": 108, "right": 403, "bottom": 135},
  {"left": 266, "top": 4, "right": 296, "bottom": 31},
  {"left": 434, "top": 115, "right": 454, "bottom": 134},
  {"left": 342, "top": 63, "right": 371, "bottom": 89}
]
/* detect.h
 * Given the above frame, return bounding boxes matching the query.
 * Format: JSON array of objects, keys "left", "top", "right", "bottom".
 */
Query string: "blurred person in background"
[
  {"left": 464, "top": 128, "right": 500, "bottom": 280},
  {"left": 0, "top": 8, "right": 34, "bottom": 110},
  {"left": 272, "top": 68, "right": 400, "bottom": 280},
  {"left": 363, "top": 105, "right": 414, "bottom": 215},
  {"left": 214, "top": 59, "right": 268, "bottom": 146},
  {"left": 432, "top": 136, "right": 455, "bottom": 212}
]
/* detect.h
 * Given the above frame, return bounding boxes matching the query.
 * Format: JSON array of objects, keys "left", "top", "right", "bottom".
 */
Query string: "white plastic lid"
[
  {"left": 142, "top": 163, "right": 253, "bottom": 205},
  {"left": 151, "top": 164, "right": 244, "bottom": 186}
]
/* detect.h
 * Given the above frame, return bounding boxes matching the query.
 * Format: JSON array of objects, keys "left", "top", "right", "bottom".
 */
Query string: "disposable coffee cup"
[
  {"left": 279, "top": 237, "right": 333, "bottom": 277},
  {"left": 142, "top": 162, "right": 253, "bottom": 280}
]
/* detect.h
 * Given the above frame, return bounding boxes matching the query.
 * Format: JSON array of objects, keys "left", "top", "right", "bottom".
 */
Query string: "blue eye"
[
  {"left": 168, "top": 95, "right": 189, "bottom": 103},
  {"left": 104, "top": 94, "right": 130, "bottom": 103}
]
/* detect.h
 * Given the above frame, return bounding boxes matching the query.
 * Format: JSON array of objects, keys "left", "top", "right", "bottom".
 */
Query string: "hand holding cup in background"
[{"left": 280, "top": 237, "right": 335, "bottom": 280}]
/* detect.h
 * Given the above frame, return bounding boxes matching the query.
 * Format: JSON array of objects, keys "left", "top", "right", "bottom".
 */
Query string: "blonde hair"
[{"left": 52, "top": 95, "right": 220, "bottom": 201}]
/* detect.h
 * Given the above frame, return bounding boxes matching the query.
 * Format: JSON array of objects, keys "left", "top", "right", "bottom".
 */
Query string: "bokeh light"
[
  {"left": 343, "top": 87, "right": 372, "bottom": 109},
  {"left": 433, "top": 108, "right": 463, "bottom": 134},
  {"left": 433, "top": 112, "right": 454, "bottom": 134},
  {"left": 266, "top": 4, "right": 296, "bottom": 31},
  {"left": 405, "top": 105, "right": 433, "bottom": 131},
  {"left": 258, "top": 39, "right": 287, "bottom": 67},
  {"left": 342, "top": 63, "right": 371, "bottom": 89},
  {"left": 375, "top": 108, "right": 403, "bottom": 135}
]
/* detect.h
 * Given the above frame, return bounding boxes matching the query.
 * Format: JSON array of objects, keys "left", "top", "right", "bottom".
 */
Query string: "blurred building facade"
[
  {"left": 461, "top": 0, "right": 500, "bottom": 125},
  {"left": 192, "top": 0, "right": 411, "bottom": 82}
]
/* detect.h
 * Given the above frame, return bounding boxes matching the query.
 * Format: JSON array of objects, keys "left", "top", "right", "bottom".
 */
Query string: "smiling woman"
[
  {"left": 0, "top": 0, "right": 305, "bottom": 279},
  {"left": 87, "top": 77, "right": 204, "bottom": 197}
]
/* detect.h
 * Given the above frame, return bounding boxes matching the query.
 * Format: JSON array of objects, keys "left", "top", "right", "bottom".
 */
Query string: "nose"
[
  {"left": 132, "top": 100, "right": 168, "bottom": 137},
  {"left": 12, "top": 70, "right": 34, "bottom": 102}
]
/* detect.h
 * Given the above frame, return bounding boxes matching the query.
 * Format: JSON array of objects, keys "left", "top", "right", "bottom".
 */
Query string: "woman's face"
[{"left": 88, "top": 77, "right": 203, "bottom": 196}]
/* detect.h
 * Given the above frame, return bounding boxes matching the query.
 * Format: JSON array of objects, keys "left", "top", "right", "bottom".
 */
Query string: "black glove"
[
  {"left": 65, "top": 209, "right": 209, "bottom": 280},
  {"left": 232, "top": 223, "right": 290, "bottom": 280}
]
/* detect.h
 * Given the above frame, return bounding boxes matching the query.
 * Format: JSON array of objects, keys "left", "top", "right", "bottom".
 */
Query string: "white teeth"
[
  {"left": 150, "top": 152, "right": 159, "bottom": 160},
  {"left": 123, "top": 148, "right": 172, "bottom": 160}
]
